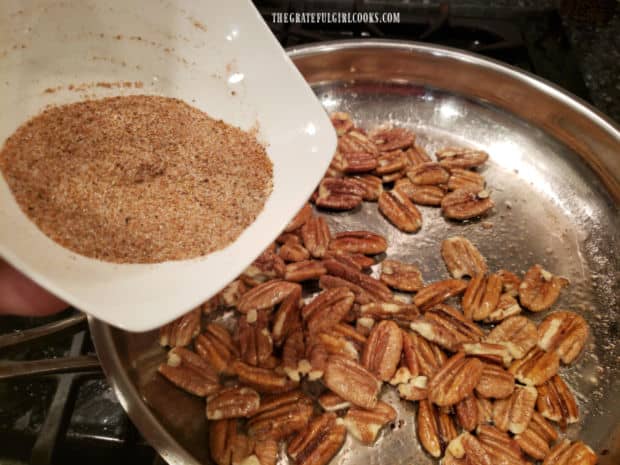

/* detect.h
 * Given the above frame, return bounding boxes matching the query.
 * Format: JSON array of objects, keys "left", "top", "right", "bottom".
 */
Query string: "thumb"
[{"left": 0, "top": 260, "right": 67, "bottom": 316}]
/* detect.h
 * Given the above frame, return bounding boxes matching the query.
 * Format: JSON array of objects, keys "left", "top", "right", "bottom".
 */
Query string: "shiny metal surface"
[{"left": 90, "top": 41, "right": 620, "bottom": 465}]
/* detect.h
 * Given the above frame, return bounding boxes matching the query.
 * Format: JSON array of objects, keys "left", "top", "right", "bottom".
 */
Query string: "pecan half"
[
  {"left": 477, "top": 396, "right": 494, "bottom": 425},
  {"left": 461, "top": 342, "right": 513, "bottom": 367},
  {"left": 475, "top": 362, "right": 515, "bottom": 399},
  {"left": 380, "top": 259, "right": 424, "bottom": 292},
  {"left": 493, "top": 385, "right": 538, "bottom": 434},
  {"left": 288, "top": 413, "right": 347, "bottom": 465},
  {"left": 519, "top": 264, "right": 569, "bottom": 312},
  {"left": 395, "top": 178, "right": 445, "bottom": 206},
  {"left": 340, "top": 151, "right": 378, "bottom": 174},
  {"left": 404, "top": 331, "right": 447, "bottom": 378},
  {"left": 343, "top": 401, "right": 397, "bottom": 444},
  {"left": 248, "top": 391, "right": 313, "bottom": 440},
  {"left": 279, "top": 243, "right": 310, "bottom": 262},
  {"left": 436, "top": 147, "right": 489, "bottom": 169},
  {"left": 323, "top": 258, "right": 393, "bottom": 303},
  {"left": 497, "top": 270, "right": 522, "bottom": 297},
  {"left": 514, "top": 411, "right": 558, "bottom": 461},
  {"left": 196, "top": 323, "right": 239, "bottom": 375},
  {"left": 416, "top": 398, "right": 458, "bottom": 458},
  {"left": 359, "top": 301, "right": 420, "bottom": 326},
  {"left": 536, "top": 374, "right": 579, "bottom": 426},
  {"left": 253, "top": 439, "right": 278, "bottom": 465},
  {"left": 232, "top": 434, "right": 257, "bottom": 465},
  {"left": 233, "top": 360, "right": 297, "bottom": 393},
  {"left": 237, "top": 280, "right": 301, "bottom": 313},
  {"left": 324, "top": 250, "right": 375, "bottom": 271},
  {"left": 277, "top": 232, "right": 299, "bottom": 246},
  {"left": 271, "top": 286, "right": 302, "bottom": 346},
  {"left": 323, "top": 355, "right": 382, "bottom": 409},
  {"left": 411, "top": 304, "right": 484, "bottom": 351},
  {"left": 314, "top": 323, "right": 366, "bottom": 360},
  {"left": 209, "top": 419, "right": 243, "bottom": 465},
  {"left": 301, "top": 216, "right": 332, "bottom": 258},
  {"left": 485, "top": 293, "right": 522, "bottom": 323},
  {"left": 284, "top": 260, "right": 327, "bottom": 282},
  {"left": 407, "top": 162, "right": 450, "bottom": 185},
  {"left": 159, "top": 307, "right": 201, "bottom": 347},
  {"left": 542, "top": 440, "right": 597, "bottom": 465},
  {"left": 329, "top": 230, "right": 387, "bottom": 255},
  {"left": 375, "top": 149, "right": 407, "bottom": 175},
  {"left": 509, "top": 347, "right": 560, "bottom": 386},
  {"left": 206, "top": 386, "right": 260, "bottom": 420},
  {"left": 441, "top": 236, "right": 488, "bottom": 279},
  {"left": 404, "top": 145, "right": 432, "bottom": 166},
  {"left": 428, "top": 352, "right": 484, "bottom": 407},
  {"left": 462, "top": 273, "right": 503, "bottom": 321},
  {"left": 282, "top": 330, "right": 308, "bottom": 382},
  {"left": 350, "top": 175, "right": 383, "bottom": 201},
  {"left": 537, "top": 311, "right": 589, "bottom": 364},
  {"left": 285, "top": 203, "right": 313, "bottom": 233},
  {"left": 378, "top": 189, "right": 422, "bottom": 233},
  {"left": 319, "top": 274, "right": 374, "bottom": 305},
  {"left": 237, "top": 312, "right": 273, "bottom": 367},
  {"left": 447, "top": 168, "right": 486, "bottom": 192},
  {"left": 362, "top": 320, "right": 403, "bottom": 381},
  {"left": 370, "top": 127, "right": 415, "bottom": 152},
  {"left": 413, "top": 279, "right": 468, "bottom": 311},
  {"left": 456, "top": 394, "right": 480, "bottom": 431},
  {"left": 316, "top": 177, "right": 364, "bottom": 210},
  {"left": 302, "top": 287, "right": 355, "bottom": 333},
  {"left": 318, "top": 392, "right": 351, "bottom": 412},
  {"left": 487, "top": 316, "right": 538, "bottom": 360},
  {"left": 330, "top": 112, "right": 353, "bottom": 135},
  {"left": 476, "top": 425, "right": 526, "bottom": 465},
  {"left": 441, "top": 189, "right": 494, "bottom": 220},
  {"left": 158, "top": 347, "right": 219, "bottom": 397},
  {"left": 339, "top": 129, "right": 378, "bottom": 155}
]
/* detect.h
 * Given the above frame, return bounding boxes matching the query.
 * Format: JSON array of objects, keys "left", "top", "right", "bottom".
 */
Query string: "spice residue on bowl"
[{"left": 0, "top": 95, "right": 273, "bottom": 263}]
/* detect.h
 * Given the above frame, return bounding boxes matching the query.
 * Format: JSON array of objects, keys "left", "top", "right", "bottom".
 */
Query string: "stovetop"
[
  {"left": 0, "top": 311, "right": 155, "bottom": 464},
  {"left": 0, "top": 1, "right": 617, "bottom": 464}
]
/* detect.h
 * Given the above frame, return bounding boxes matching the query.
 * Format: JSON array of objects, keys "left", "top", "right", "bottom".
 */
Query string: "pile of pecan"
[
  {"left": 157, "top": 198, "right": 596, "bottom": 465},
  {"left": 311, "top": 112, "right": 494, "bottom": 229}
]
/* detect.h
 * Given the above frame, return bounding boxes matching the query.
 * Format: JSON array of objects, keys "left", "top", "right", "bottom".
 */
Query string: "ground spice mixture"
[{"left": 0, "top": 95, "right": 273, "bottom": 263}]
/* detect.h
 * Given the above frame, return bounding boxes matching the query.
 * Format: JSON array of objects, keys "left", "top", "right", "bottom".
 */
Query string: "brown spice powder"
[{"left": 0, "top": 95, "right": 273, "bottom": 263}]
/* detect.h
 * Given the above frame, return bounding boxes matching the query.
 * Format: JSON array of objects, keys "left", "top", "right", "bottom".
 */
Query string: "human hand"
[{"left": 0, "top": 259, "right": 67, "bottom": 316}]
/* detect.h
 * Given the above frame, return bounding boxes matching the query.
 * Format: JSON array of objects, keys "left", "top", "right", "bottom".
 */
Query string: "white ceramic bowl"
[{"left": 0, "top": 0, "right": 337, "bottom": 331}]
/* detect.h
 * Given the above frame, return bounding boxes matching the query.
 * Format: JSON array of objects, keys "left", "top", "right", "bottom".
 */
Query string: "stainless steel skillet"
[{"left": 89, "top": 40, "right": 620, "bottom": 465}]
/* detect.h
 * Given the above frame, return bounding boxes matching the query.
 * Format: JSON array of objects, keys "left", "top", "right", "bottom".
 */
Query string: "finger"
[{"left": 0, "top": 260, "right": 67, "bottom": 316}]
